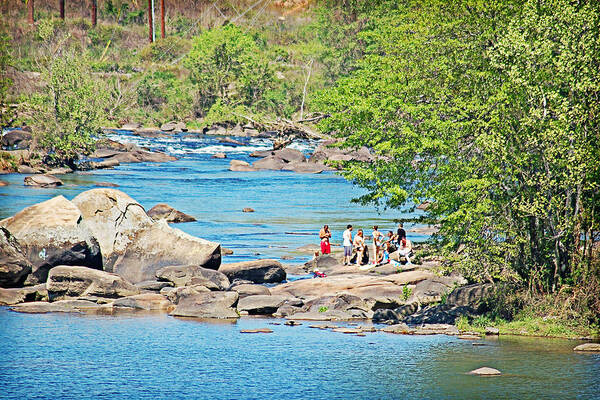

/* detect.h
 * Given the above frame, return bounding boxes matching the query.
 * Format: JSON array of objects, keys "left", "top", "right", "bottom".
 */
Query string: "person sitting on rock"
[
  {"left": 398, "top": 237, "right": 413, "bottom": 265},
  {"left": 353, "top": 229, "right": 366, "bottom": 266},
  {"left": 319, "top": 224, "right": 332, "bottom": 255}
]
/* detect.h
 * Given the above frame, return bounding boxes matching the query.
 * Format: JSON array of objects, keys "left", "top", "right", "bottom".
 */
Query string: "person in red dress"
[{"left": 319, "top": 225, "right": 332, "bottom": 254}]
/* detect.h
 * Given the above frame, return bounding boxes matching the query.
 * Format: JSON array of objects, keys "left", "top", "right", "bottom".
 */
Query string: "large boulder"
[
  {"left": 161, "top": 285, "right": 211, "bottom": 304},
  {"left": 147, "top": 203, "right": 196, "bottom": 223},
  {"left": 229, "top": 160, "right": 257, "bottom": 172},
  {"left": 46, "top": 265, "right": 140, "bottom": 302},
  {"left": 281, "top": 162, "right": 324, "bottom": 174},
  {"left": 170, "top": 291, "right": 239, "bottom": 319},
  {"left": 403, "top": 304, "right": 477, "bottom": 325},
  {"left": 110, "top": 221, "right": 221, "bottom": 284},
  {"left": 24, "top": 174, "right": 63, "bottom": 187},
  {"left": 71, "top": 188, "right": 153, "bottom": 268},
  {"left": 112, "top": 293, "right": 174, "bottom": 311},
  {"left": 229, "top": 283, "right": 271, "bottom": 299},
  {"left": 156, "top": 265, "right": 229, "bottom": 290},
  {"left": 160, "top": 121, "right": 187, "bottom": 132},
  {"left": 252, "top": 156, "right": 287, "bottom": 170},
  {"left": 72, "top": 189, "right": 221, "bottom": 283},
  {"left": 446, "top": 283, "right": 494, "bottom": 307},
  {"left": 0, "top": 196, "right": 102, "bottom": 284},
  {"left": 10, "top": 299, "right": 108, "bottom": 314},
  {"left": 237, "top": 294, "right": 289, "bottom": 315},
  {"left": 288, "top": 293, "right": 375, "bottom": 321},
  {"left": 1, "top": 130, "right": 32, "bottom": 149},
  {"left": 219, "top": 259, "right": 286, "bottom": 284},
  {"left": 104, "top": 150, "right": 177, "bottom": 164},
  {"left": 0, "top": 227, "right": 32, "bottom": 287},
  {"left": 0, "top": 284, "right": 47, "bottom": 305},
  {"left": 272, "top": 148, "right": 306, "bottom": 163},
  {"left": 309, "top": 140, "right": 374, "bottom": 166}
]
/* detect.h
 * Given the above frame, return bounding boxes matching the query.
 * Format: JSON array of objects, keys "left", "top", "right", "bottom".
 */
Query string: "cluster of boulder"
[{"left": 0, "top": 189, "right": 491, "bottom": 335}]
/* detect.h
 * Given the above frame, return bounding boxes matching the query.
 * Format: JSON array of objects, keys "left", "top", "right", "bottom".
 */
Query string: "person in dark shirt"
[{"left": 397, "top": 223, "right": 406, "bottom": 241}]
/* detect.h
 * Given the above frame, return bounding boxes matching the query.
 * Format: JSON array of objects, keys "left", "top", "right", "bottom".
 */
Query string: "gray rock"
[
  {"left": 0, "top": 284, "right": 47, "bottom": 305},
  {"left": 252, "top": 156, "right": 287, "bottom": 170},
  {"left": 0, "top": 227, "right": 32, "bottom": 287},
  {"left": 403, "top": 304, "right": 477, "bottom": 325},
  {"left": 17, "top": 165, "right": 37, "bottom": 174},
  {"left": 230, "top": 283, "right": 271, "bottom": 299},
  {"left": 304, "top": 254, "right": 340, "bottom": 272},
  {"left": 135, "top": 280, "right": 174, "bottom": 291},
  {"left": 112, "top": 293, "right": 174, "bottom": 311},
  {"left": 211, "top": 153, "right": 227, "bottom": 159},
  {"left": 24, "top": 174, "right": 63, "bottom": 187},
  {"left": 218, "top": 137, "right": 244, "bottom": 146},
  {"left": 485, "top": 326, "right": 500, "bottom": 335},
  {"left": 249, "top": 150, "right": 273, "bottom": 158},
  {"left": 10, "top": 299, "right": 107, "bottom": 314},
  {"left": 219, "top": 259, "right": 286, "bottom": 284},
  {"left": 2, "top": 130, "right": 32, "bottom": 149},
  {"left": 302, "top": 293, "right": 374, "bottom": 320},
  {"left": 271, "top": 148, "right": 306, "bottom": 163},
  {"left": 467, "top": 367, "right": 501, "bottom": 376},
  {"left": 0, "top": 196, "right": 102, "bottom": 285},
  {"left": 72, "top": 189, "right": 221, "bottom": 283},
  {"left": 229, "top": 160, "right": 257, "bottom": 172},
  {"left": 281, "top": 162, "right": 324, "bottom": 174},
  {"left": 162, "top": 285, "right": 211, "bottom": 304},
  {"left": 170, "top": 291, "right": 239, "bottom": 319},
  {"left": 446, "top": 283, "right": 494, "bottom": 307},
  {"left": 160, "top": 121, "right": 186, "bottom": 132},
  {"left": 156, "top": 265, "right": 229, "bottom": 290},
  {"left": 46, "top": 265, "right": 140, "bottom": 301},
  {"left": 237, "top": 295, "right": 289, "bottom": 315},
  {"left": 91, "top": 159, "right": 120, "bottom": 169},
  {"left": 573, "top": 343, "right": 600, "bottom": 352},
  {"left": 381, "top": 323, "right": 414, "bottom": 334},
  {"left": 147, "top": 203, "right": 196, "bottom": 223}
]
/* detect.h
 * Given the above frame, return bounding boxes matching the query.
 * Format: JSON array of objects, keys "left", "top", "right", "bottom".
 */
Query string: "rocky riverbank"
[{"left": 1, "top": 187, "right": 495, "bottom": 338}]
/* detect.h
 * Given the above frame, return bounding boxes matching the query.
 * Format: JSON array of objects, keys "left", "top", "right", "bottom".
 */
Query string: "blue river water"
[
  {"left": 0, "top": 308, "right": 599, "bottom": 400},
  {"left": 0, "top": 132, "right": 427, "bottom": 264},
  {"left": 2, "top": 132, "right": 600, "bottom": 399}
]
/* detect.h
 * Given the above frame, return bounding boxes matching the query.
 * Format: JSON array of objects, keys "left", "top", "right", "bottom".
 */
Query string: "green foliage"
[
  {"left": 315, "top": 0, "right": 600, "bottom": 295},
  {"left": 34, "top": 45, "right": 107, "bottom": 167},
  {"left": 184, "top": 24, "right": 274, "bottom": 116},
  {"left": 140, "top": 37, "right": 191, "bottom": 63},
  {"left": 401, "top": 285, "right": 412, "bottom": 301},
  {"left": 318, "top": 306, "right": 328, "bottom": 313},
  {"left": 0, "top": 27, "right": 14, "bottom": 129}
]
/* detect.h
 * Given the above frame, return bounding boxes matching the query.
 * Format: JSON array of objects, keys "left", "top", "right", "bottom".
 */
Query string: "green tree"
[
  {"left": 34, "top": 46, "right": 107, "bottom": 167},
  {"left": 184, "top": 24, "right": 273, "bottom": 116},
  {"left": 315, "top": 0, "right": 600, "bottom": 293},
  {"left": 0, "top": 26, "right": 15, "bottom": 129}
]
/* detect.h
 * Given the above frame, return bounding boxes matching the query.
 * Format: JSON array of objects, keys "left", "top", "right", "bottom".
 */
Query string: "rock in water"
[
  {"left": 229, "top": 160, "right": 257, "bottom": 172},
  {"left": 112, "top": 293, "right": 173, "bottom": 311},
  {"left": 0, "top": 196, "right": 102, "bottom": 284},
  {"left": 211, "top": 153, "right": 227, "bottom": 159},
  {"left": 467, "top": 367, "right": 501, "bottom": 376},
  {"left": 147, "top": 203, "right": 197, "bottom": 223},
  {"left": 71, "top": 189, "right": 153, "bottom": 268},
  {"left": 46, "top": 265, "right": 140, "bottom": 301},
  {"left": 155, "top": 265, "right": 230, "bottom": 290},
  {"left": 71, "top": 188, "right": 222, "bottom": 283},
  {"left": 237, "top": 295, "right": 289, "bottom": 315},
  {"left": 0, "top": 227, "right": 32, "bottom": 287},
  {"left": 160, "top": 121, "right": 187, "bottom": 132},
  {"left": 219, "top": 259, "right": 286, "bottom": 284},
  {"left": 170, "top": 291, "right": 239, "bottom": 319},
  {"left": 24, "top": 174, "right": 63, "bottom": 187},
  {"left": 573, "top": 343, "right": 600, "bottom": 352},
  {"left": 242, "top": 208, "right": 255, "bottom": 213},
  {"left": 110, "top": 220, "right": 221, "bottom": 284},
  {"left": 252, "top": 156, "right": 287, "bottom": 171}
]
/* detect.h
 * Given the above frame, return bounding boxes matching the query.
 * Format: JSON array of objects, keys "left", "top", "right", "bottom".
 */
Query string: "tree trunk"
[
  {"left": 59, "top": 0, "right": 65, "bottom": 20},
  {"left": 160, "top": 0, "right": 165, "bottom": 39},
  {"left": 28, "top": 0, "right": 35, "bottom": 25},
  {"left": 148, "top": 0, "right": 154, "bottom": 43},
  {"left": 91, "top": 0, "right": 97, "bottom": 26}
]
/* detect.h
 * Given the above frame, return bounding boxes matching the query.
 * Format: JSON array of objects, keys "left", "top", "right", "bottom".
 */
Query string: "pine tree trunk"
[
  {"left": 148, "top": 0, "right": 154, "bottom": 43},
  {"left": 59, "top": 0, "right": 65, "bottom": 20},
  {"left": 28, "top": 0, "right": 35, "bottom": 25},
  {"left": 91, "top": 0, "right": 97, "bottom": 26},
  {"left": 160, "top": 0, "right": 165, "bottom": 39}
]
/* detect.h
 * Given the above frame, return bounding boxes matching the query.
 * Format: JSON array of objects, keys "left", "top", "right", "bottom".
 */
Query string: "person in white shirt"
[{"left": 342, "top": 224, "right": 353, "bottom": 265}]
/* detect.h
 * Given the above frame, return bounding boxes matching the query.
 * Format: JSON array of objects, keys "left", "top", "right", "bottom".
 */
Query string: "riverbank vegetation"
[{"left": 2, "top": 0, "right": 599, "bottom": 336}]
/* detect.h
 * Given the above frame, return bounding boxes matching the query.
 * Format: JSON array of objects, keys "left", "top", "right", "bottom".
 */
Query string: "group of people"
[{"left": 318, "top": 223, "right": 413, "bottom": 267}]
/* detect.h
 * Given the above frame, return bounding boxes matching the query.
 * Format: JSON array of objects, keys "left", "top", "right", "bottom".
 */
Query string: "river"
[{"left": 1, "top": 132, "right": 599, "bottom": 399}]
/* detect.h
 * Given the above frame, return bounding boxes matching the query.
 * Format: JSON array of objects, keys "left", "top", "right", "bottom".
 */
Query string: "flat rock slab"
[
  {"left": 458, "top": 334, "right": 482, "bottom": 340},
  {"left": 156, "top": 265, "right": 229, "bottom": 290},
  {"left": 574, "top": 343, "right": 600, "bottom": 352},
  {"left": 219, "top": 259, "right": 286, "bottom": 284},
  {"left": 467, "top": 367, "right": 501, "bottom": 376},
  {"left": 381, "top": 324, "right": 414, "bottom": 334},
  {"left": 10, "top": 300, "right": 109, "bottom": 314},
  {"left": 147, "top": 203, "right": 196, "bottom": 223},
  {"left": 24, "top": 174, "right": 63, "bottom": 187},
  {"left": 112, "top": 293, "right": 173, "bottom": 311},
  {"left": 240, "top": 328, "right": 273, "bottom": 334},
  {"left": 170, "top": 291, "right": 239, "bottom": 319},
  {"left": 332, "top": 327, "right": 364, "bottom": 334},
  {"left": 237, "top": 294, "right": 289, "bottom": 315}
]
